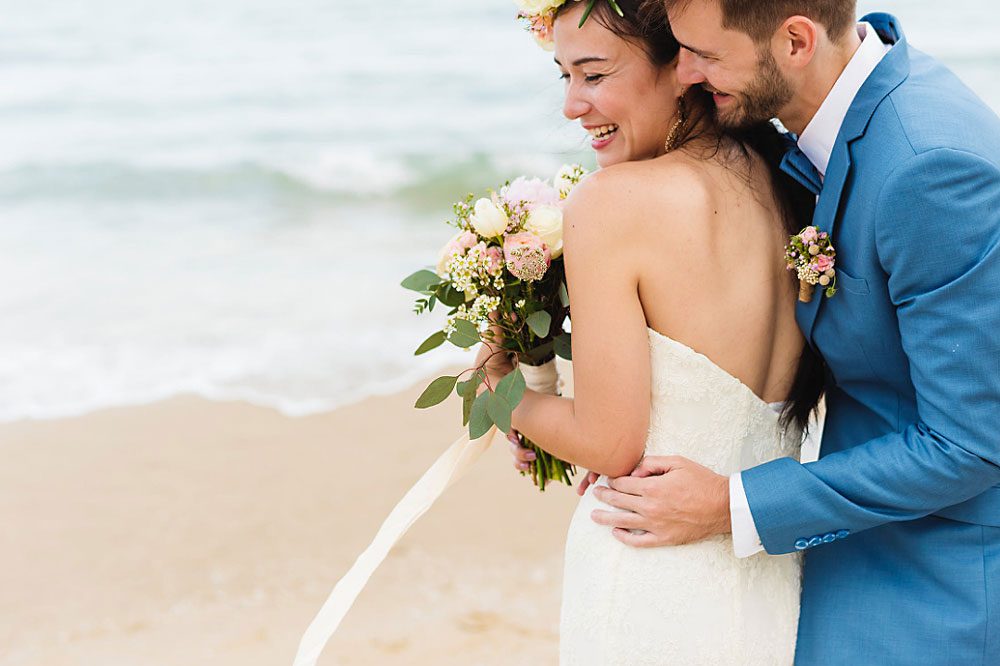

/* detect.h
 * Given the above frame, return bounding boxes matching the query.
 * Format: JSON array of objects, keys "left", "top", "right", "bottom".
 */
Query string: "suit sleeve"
[{"left": 741, "top": 147, "right": 1000, "bottom": 555}]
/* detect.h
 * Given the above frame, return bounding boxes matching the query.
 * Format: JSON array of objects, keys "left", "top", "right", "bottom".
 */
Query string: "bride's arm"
[{"left": 503, "top": 172, "right": 653, "bottom": 478}]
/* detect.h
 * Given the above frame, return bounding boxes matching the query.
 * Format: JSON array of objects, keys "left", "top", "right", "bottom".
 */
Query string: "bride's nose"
[{"left": 563, "top": 86, "right": 591, "bottom": 120}]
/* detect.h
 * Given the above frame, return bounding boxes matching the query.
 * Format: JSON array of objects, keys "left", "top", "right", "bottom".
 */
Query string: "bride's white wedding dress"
[{"left": 560, "top": 327, "right": 803, "bottom": 665}]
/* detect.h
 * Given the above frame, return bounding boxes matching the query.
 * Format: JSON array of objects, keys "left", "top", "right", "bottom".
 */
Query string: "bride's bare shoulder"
[{"left": 562, "top": 157, "right": 717, "bottom": 243}]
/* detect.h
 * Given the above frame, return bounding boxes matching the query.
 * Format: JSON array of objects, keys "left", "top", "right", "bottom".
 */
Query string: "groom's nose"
[{"left": 676, "top": 49, "right": 707, "bottom": 86}]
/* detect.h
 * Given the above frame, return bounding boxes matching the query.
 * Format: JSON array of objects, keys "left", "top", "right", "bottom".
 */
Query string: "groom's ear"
[{"left": 772, "top": 16, "right": 819, "bottom": 71}]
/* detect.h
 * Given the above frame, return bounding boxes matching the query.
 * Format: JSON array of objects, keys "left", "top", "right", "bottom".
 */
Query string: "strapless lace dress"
[{"left": 559, "top": 328, "right": 803, "bottom": 665}]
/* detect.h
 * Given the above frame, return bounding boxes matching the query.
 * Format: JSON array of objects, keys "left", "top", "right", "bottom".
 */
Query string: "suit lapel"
[{"left": 796, "top": 13, "right": 911, "bottom": 346}]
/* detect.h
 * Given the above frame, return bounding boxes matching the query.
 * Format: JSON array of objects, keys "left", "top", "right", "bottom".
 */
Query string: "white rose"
[
  {"left": 470, "top": 198, "right": 510, "bottom": 238},
  {"left": 525, "top": 205, "right": 564, "bottom": 259}
]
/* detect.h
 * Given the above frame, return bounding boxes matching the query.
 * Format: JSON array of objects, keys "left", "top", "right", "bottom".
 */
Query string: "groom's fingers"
[
  {"left": 591, "top": 509, "right": 644, "bottom": 530},
  {"left": 610, "top": 527, "right": 662, "bottom": 548},
  {"left": 630, "top": 456, "right": 683, "bottom": 478},
  {"left": 605, "top": 475, "right": 648, "bottom": 496},
  {"left": 591, "top": 486, "right": 643, "bottom": 513}
]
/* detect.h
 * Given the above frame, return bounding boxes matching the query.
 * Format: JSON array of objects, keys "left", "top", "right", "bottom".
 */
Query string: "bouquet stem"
[{"left": 518, "top": 358, "right": 575, "bottom": 491}]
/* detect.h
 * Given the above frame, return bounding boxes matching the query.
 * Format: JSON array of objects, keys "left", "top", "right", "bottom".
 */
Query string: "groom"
[{"left": 584, "top": 1, "right": 1000, "bottom": 663}]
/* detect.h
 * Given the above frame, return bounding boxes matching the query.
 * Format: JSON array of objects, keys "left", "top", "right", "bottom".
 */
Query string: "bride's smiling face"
[{"left": 553, "top": 5, "right": 681, "bottom": 168}]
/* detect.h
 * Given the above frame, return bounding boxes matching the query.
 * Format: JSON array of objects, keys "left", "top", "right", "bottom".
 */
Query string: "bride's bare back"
[
  {"left": 630, "top": 144, "right": 804, "bottom": 404},
  {"left": 514, "top": 138, "right": 806, "bottom": 478}
]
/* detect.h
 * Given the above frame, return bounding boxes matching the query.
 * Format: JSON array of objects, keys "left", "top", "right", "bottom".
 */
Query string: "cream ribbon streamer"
[{"left": 293, "top": 359, "right": 560, "bottom": 666}]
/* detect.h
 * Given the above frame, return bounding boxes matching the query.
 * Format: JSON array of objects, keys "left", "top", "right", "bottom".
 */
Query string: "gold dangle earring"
[{"left": 663, "top": 96, "right": 687, "bottom": 153}]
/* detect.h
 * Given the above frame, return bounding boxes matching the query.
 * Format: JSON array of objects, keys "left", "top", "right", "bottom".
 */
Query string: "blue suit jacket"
[{"left": 742, "top": 14, "right": 1000, "bottom": 663}]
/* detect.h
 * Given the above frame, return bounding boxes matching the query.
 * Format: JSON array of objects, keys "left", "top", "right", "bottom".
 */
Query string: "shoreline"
[{"left": 0, "top": 365, "right": 578, "bottom": 665}]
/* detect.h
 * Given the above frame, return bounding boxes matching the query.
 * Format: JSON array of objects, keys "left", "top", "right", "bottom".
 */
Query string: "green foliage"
[
  {"left": 554, "top": 332, "right": 572, "bottom": 361},
  {"left": 526, "top": 310, "right": 552, "bottom": 338},
  {"left": 437, "top": 284, "right": 466, "bottom": 307},
  {"left": 448, "top": 319, "right": 481, "bottom": 348},
  {"left": 488, "top": 392, "right": 512, "bottom": 434},
  {"left": 469, "top": 390, "right": 493, "bottom": 439},
  {"left": 414, "top": 330, "right": 447, "bottom": 356},
  {"left": 414, "top": 375, "right": 458, "bottom": 409},
  {"left": 401, "top": 270, "right": 442, "bottom": 294},
  {"left": 559, "top": 281, "right": 570, "bottom": 307},
  {"left": 457, "top": 369, "right": 485, "bottom": 426},
  {"left": 494, "top": 367, "right": 526, "bottom": 409}
]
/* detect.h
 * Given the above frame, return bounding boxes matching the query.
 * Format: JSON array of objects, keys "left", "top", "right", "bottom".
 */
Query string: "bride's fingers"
[
  {"left": 508, "top": 440, "right": 536, "bottom": 464},
  {"left": 576, "top": 471, "right": 599, "bottom": 496},
  {"left": 591, "top": 509, "right": 644, "bottom": 530}
]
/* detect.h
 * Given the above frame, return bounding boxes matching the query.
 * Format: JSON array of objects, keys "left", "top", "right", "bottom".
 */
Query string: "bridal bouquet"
[{"left": 401, "top": 164, "right": 588, "bottom": 490}]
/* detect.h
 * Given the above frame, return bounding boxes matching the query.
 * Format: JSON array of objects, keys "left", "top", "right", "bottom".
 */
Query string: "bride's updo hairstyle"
[{"left": 556, "top": 0, "right": 826, "bottom": 434}]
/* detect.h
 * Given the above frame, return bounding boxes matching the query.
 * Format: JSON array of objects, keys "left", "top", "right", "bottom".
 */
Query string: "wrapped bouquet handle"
[{"left": 291, "top": 361, "right": 561, "bottom": 666}]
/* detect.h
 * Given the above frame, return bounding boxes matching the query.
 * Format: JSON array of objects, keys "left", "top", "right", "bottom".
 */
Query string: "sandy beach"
[{"left": 0, "top": 363, "right": 579, "bottom": 665}]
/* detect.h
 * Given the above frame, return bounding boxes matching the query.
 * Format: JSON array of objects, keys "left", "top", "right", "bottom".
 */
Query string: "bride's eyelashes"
[{"left": 558, "top": 72, "right": 607, "bottom": 83}]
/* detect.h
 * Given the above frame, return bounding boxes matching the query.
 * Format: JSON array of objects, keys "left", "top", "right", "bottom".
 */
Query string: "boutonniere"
[{"left": 785, "top": 226, "right": 837, "bottom": 303}]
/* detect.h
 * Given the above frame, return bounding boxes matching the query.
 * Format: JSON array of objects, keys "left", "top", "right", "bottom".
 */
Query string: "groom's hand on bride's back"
[{"left": 589, "top": 456, "right": 731, "bottom": 548}]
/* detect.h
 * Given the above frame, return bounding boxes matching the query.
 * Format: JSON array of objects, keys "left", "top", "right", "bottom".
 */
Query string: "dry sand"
[{"left": 0, "top": 365, "right": 580, "bottom": 665}]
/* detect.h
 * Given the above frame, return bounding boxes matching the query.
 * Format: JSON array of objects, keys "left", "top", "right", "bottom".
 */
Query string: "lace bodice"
[
  {"left": 645, "top": 327, "right": 801, "bottom": 470},
  {"left": 559, "top": 328, "right": 803, "bottom": 665}
]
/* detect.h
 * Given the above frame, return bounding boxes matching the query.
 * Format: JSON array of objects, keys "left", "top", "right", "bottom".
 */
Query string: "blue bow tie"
[{"left": 779, "top": 139, "right": 823, "bottom": 196}]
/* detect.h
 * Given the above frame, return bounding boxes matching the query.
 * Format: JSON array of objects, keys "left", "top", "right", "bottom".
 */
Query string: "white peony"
[
  {"left": 525, "top": 205, "right": 564, "bottom": 259},
  {"left": 470, "top": 198, "right": 510, "bottom": 238}
]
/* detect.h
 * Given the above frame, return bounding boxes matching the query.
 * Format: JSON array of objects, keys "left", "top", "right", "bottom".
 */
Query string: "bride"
[{"left": 476, "top": 0, "right": 823, "bottom": 663}]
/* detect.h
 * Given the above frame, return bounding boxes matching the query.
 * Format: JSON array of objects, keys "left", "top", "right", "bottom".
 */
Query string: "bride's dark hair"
[{"left": 556, "top": 0, "right": 826, "bottom": 434}]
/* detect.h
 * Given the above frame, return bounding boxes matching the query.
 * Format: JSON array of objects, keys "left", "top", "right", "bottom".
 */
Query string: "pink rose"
[
  {"left": 485, "top": 245, "right": 504, "bottom": 273},
  {"left": 813, "top": 254, "right": 834, "bottom": 273},
  {"left": 800, "top": 226, "right": 819, "bottom": 244},
  {"left": 503, "top": 232, "right": 551, "bottom": 282},
  {"left": 501, "top": 177, "right": 560, "bottom": 211}
]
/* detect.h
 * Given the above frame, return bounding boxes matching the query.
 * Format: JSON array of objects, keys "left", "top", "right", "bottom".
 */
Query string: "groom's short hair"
[{"left": 666, "top": 0, "right": 857, "bottom": 44}]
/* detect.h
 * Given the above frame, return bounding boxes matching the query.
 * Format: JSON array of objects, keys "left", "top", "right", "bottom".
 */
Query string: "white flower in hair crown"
[{"left": 515, "top": 0, "right": 625, "bottom": 50}]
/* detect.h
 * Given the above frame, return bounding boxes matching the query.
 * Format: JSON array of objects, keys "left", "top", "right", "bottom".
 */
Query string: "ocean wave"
[{"left": 0, "top": 151, "right": 581, "bottom": 206}]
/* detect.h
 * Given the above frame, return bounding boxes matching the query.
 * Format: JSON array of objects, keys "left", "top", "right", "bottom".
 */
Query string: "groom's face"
[{"left": 666, "top": 0, "right": 794, "bottom": 128}]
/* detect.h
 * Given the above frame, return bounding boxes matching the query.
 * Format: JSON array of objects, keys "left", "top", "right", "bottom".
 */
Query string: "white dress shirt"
[{"left": 729, "top": 23, "right": 893, "bottom": 559}]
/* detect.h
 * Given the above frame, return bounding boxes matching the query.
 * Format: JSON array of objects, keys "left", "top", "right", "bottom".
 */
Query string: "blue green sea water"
[{"left": 1, "top": 0, "right": 997, "bottom": 420}]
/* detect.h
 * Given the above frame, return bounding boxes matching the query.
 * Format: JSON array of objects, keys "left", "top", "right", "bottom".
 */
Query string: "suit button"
[
  {"left": 808, "top": 536, "right": 823, "bottom": 548},
  {"left": 823, "top": 533, "right": 837, "bottom": 544},
  {"left": 795, "top": 539, "right": 809, "bottom": 551},
  {"left": 836, "top": 530, "right": 850, "bottom": 540}
]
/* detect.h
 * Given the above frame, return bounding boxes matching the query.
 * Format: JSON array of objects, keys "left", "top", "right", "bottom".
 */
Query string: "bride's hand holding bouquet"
[{"left": 402, "top": 164, "right": 589, "bottom": 490}]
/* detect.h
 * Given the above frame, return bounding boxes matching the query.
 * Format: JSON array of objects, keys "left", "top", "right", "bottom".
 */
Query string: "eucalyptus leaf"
[
  {"left": 414, "top": 375, "right": 457, "bottom": 409},
  {"left": 414, "top": 330, "right": 447, "bottom": 356},
  {"left": 488, "top": 392, "right": 512, "bottom": 434},
  {"left": 437, "top": 284, "right": 466, "bottom": 307},
  {"left": 469, "top": 390, "right": 493, "bottom": 439},
  {"left": 401, "top": 269, "right": 442, "bottom": 293},
  {"left": 554, "top": 332, "right": 573, "bottom": 361},
  {"left": 462, "top": 383, "right": 476, "bottom": 425},
  {"left": 449, "top": 319, "right": 482, "bottom": 348},
  {"left": 495, "top": 367, "right": 526, "bottom": 409},
  {"left": 526, "top": 310, "right": 552, "bottom": 338},
  {"left": 559, "top": 282, "right": 570, "bottom": 307}
]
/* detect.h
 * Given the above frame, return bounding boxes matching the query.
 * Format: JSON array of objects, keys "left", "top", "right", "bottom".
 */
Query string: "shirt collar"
[{"left": 797, "top": 22, "right": 892, "bottom": 176}]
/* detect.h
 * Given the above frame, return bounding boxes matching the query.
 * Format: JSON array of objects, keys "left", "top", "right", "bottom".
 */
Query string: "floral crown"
[{"left": 516, "top": 0, "right": 625, "bottom": 50}]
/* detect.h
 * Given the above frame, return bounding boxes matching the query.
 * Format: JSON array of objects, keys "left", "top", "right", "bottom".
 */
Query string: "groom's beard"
[{"left": 714, "top": 49, "right": 794, "bottom": 129}]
